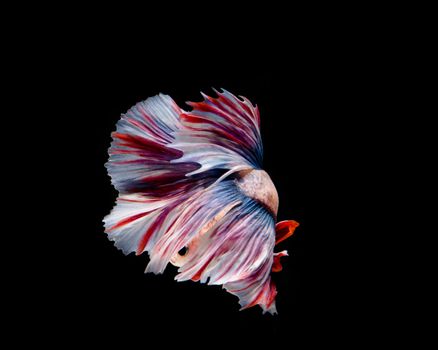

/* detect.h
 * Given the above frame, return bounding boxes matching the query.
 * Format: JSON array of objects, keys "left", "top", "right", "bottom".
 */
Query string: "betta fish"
[{"left": 104, "top": 89, "right": 299, "bottom": 314}]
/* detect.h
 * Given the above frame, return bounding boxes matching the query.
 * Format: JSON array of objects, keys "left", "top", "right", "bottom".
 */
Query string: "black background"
[
  {"left": 24, "top": 17, "right": 381, "bottom": 346},
  {"left": 5, "top": 3, "right": 425, "bottom": 346}
]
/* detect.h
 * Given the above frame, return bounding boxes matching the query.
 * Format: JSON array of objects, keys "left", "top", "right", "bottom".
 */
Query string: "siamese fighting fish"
[{"left": 104, "top": 89, "right": 299, "bottom": 314}]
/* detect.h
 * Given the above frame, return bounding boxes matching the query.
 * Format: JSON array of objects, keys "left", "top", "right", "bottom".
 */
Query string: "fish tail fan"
[
  {"left": 169, "top": 88, "right": 263, "bottom": 176},
  {"left": 104, "top": 94, "right": 215, "bottom": 256},
  {"left": 105, "top": 94, "right": 201, "bottom": 194}
]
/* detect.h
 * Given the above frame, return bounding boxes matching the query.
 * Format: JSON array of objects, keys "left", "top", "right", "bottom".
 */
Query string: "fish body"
[{"left": 104, "top": 89, "right": 298, "bottom": 314}]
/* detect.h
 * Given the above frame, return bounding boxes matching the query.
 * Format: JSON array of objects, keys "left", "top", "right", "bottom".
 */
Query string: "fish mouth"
[{"left": 235, "top": 169, "right": 279, "bottom": 218}]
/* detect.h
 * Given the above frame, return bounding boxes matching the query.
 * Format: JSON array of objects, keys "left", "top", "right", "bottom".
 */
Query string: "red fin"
[
  {"left": 272, "top": 251, "right": 288, "bottom": 272},
  {"left": 275, "top": 220, "right": 299, "bottom": 245}
]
